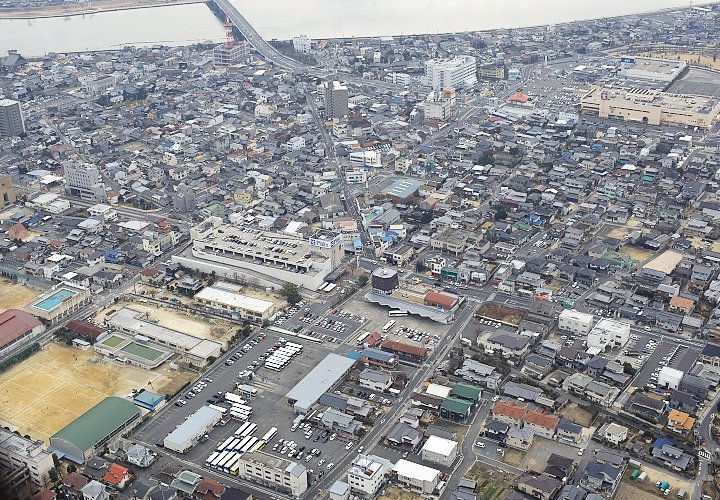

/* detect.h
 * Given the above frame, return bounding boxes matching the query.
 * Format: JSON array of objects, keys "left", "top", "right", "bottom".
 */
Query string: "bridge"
[{"left": 211, "top": 0, "right": 311, "bottom": 73}]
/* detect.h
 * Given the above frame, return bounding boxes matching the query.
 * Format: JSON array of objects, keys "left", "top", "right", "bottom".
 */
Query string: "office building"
[
  {"left": 587, "top": 318, "right": 630, "bottom": 351},
  {"left": 346, "top": 454, "right": 393, "bottom": 496},
  {"left": 64, "top": 163, "right": 106, "bottom": 201},
  {"left": 580, "top": 86, "right": 720, "bottom": 129},
  {"left": 174, "top": 217, "right": 343, "bottom": 291},
  {"left": 194, "top": 281, "right": 276, "bottom": 323},
  {"left": 0, "top": 99, "right": 25, "bottom": 137},
  {"left": 424, "top": 56, "right": 477, "bottom": 90},
  {"left": 0, "top": 175, "right": 16, "bottom": 208},
  {"left": 324, "top": 80, "right": 349, "bottom": 119},
  {"left": 0, "top": 429, "right": 55, "bottom": 486},
  {"left": 236, "top": 451, "right": 308, "bottom": 497}
]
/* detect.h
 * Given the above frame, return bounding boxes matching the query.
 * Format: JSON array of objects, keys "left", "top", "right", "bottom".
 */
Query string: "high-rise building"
[
  {"left": 0, "top": 99, "right": 26, "bottom": 137},
  {"left": 0, "top": 175, "right": 16, "bottom": 208},
  {"left": 292, "top": 35, "right": 311, "bottom": 54},
  {"left": 324, "top": 80, "right": 349, "bottom": 119},
  {"left": 213, "top": 41, "right": 250, "bottom": 66},
  {"left": 64, "top": 163, "right": 106, "bottom": 201},
  {"left": 0, "top": 428, "right": 55, "bottom": 487},
  {"left": 424, "top": 56, "right": 477, "bottom": 90}
]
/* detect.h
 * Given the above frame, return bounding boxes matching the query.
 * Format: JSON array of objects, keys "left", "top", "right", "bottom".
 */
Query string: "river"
[{"left": 0, "top": 0, "right": 711, "bottom": 57}]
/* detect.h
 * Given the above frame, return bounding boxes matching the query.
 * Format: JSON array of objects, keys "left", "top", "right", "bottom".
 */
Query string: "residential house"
[{"left": 517, "top": 474, "right": 562, "bottom": 500}]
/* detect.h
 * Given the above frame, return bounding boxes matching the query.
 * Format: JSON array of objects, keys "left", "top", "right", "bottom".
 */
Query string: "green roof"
[
  {"left": 441, "top": 397, "right": 471, "bottom": 415},
  {"left": 451, "top": 383, "right": 481, "bottom": 401},
  {"left": 51, "top": 397, "right": 140, "bottom": 453}
]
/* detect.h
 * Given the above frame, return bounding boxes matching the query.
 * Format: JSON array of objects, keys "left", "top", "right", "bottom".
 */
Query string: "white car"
[
  {"left": 475, "top": 442, "right": 485, "bottom": 448},
  {"left": 578, "top": 448, "right": 584, "bottom": 456}
]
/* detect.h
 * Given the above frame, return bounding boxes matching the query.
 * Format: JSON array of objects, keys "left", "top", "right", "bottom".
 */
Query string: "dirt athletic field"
[
  {"left": 0, "top": 278, "right": 43, "bottom": 311},
  {"left": 0, "top": 342, "right": 194, "bottom": 442}
]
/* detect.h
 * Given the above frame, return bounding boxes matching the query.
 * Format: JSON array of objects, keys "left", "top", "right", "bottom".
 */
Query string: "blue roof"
[
  {"left": 345, "top": 350, "right": 361, "bottom": 360},
  {"left": 653, "top": 436, "right": 673, "bottom": 449},
  {"left": 133, "top": 390, "right": 165, "bottom": 409},
  {"left": 360, "top": 348, "right": 395, "bottom": 362},
  {"left": 353, "top": 240, "right": 363, "bottom": 249}
]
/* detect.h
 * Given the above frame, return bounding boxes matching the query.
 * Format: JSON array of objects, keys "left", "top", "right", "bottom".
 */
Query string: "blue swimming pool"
[{"left": 33, "top": 288, "right": 77, "bottom": 311}]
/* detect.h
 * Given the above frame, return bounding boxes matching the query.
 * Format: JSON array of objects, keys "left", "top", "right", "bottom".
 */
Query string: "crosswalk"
[{"left": 698, "top": 449, "right": 712, "bottom": 460}]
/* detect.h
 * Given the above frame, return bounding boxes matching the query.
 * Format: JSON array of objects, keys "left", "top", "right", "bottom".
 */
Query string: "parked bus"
[
  {"left": 381, "top": 320, "right": 396, "bottom": 333},
  {"left": 206, "top": 452, "right": 219, "bottom": 465},
  {"left": 324, "top": 283, "right": 337, "bottom": 292},
  {"left": 265, "top": 363, "right": 281, "bottom": 372},
  {"left": 229, "top": 462, "right": 240, "bottom": 476},
  {"left": 211, "top": 451, "right": 229, "bottom": 468},
  {"left": 232, "top": 403, "right": 253, "bottom": 415},
  {"left": 229, "top": 411, "right": 249, "bottom": 421},
  {"left": 261, "top": 427, "right": 278, "bottom": 442},
  {"left": 356, "top": 332, "right": 370, "bottom": 345},
  {"left": 219, "top": 452, "right": 238, "bottom": 472},
  {"left": 388, "top": 310, "right": 408, "bottom": 317},
  {"left": 217, "top": 436, "right": 235, "bottom": 452},
  {"left": 234, "top": 436, "right": 253, "bottom": 451},
  {"left": 318, "top": 282, "right": 330, "bottom": 291},
  {"left": 224, "top": 393, "right": 247, "bottom": 405},
  {"left": 240, "top": 437, "right": 258, "bottom": 453},
  {"left": 207, "top": 404, "right": 227, "bottom": 415},
  {"left": 240, "top": 422, "right": 257, "bottom": 437},
  {"left": 250, "top": 439, "right": 265, "bottom": 453},
  {"left": 234, "top": 421, "right": 252, "bottom": 436}
]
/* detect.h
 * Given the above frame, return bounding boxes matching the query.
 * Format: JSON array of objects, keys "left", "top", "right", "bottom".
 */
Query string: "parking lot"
[
  {"left": 627, "top": 339, "right": 700, "bottom": 389},
  {"left": 272, "top": 299, "right": 366, "bottom": 344}
]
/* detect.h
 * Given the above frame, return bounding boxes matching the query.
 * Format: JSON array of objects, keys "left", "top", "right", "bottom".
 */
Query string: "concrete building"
[
  {"left": 420, "top": 436, "right": 458, "bottom": 467},
  {"left": 194, "top": 281, "right": 276, "bottom": 323},
  {"left": 163, "top": 406, "right": 223, "bottom": 453},
  {"left": 0, "top": 429, "right": 55, "bottom": 486},
  {"left": 0, "top": 98, "right": 25, "bottom": 137},
  {"left": 346, "top": 454, "right": 392, "bottom": 496},
  {"left": 0, "top": 309, "right": 45, "bottom": 351},
  {"left": 358, "top": 369, "right": 393, "bottom": 392},
  {"left": 285, "top": 353, "right": 356, "bottom": 413},
  {"left": 292, "top": 35, "right": 311, "bottom": 53},
  {"left": 174, "top": 218, "right": 343, "bottom": 291},
  {"left": 64, "top": 163, "right": 106, "bottom": 201},
  {"left": 580, "top": 86, "right": 720, "bottom": 129},
  {"left": 213, "top": 41, "right": 250, "bottom": 66},
  {"left": 236, "top": 451, "right": 308, "bottom": 497},
  {"left": 587, "top": 319, "right": 630, "bottom": 351},
  {"left": 424, "top": 56, "right": 477, "bottom": 90},
  {"left": 324, "top": 80, "right": 349, "bottom": 119},
  {"left": 0, "top": 175, "right": 16, "bottom": 208},
  {"left": 558, "top": 309, "right": 594, "bottom": 335},
  {"left": 25, "top": 283, "right": 91, "bottom": 323},
  {"left": 616, "top": 56, "right": 686, "bottom": 83},
  {"left": 391, "top": 459, "right": 441, "bottom": 495},
  {"left": 371, "top": 268, "right": 399, "bottom": 293},
  {"left": 49, "top": 397, "right": 141, "bottom": 463},
  {"left": 658, "top": 366, "right": 684, "bottom": 390}
]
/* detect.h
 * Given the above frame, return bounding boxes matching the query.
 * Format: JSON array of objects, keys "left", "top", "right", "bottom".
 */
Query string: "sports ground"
[{"left": 0, "top": 342, "right": 192, "bottom": 442}]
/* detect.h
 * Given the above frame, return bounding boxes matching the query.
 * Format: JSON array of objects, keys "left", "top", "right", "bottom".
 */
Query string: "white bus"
[
  {"left": 265, "top": 363, "right": 281, "bottom": 372},
  {"left": 207, "top": 404, "right": 228, "bottom": 415},
  {"left": 226, "top": 438, "right": 242, "bottom": 452},
  {"left": 232, "top": 403, "right": 253, "bottom": 415},
  {"left": 229, "top": 411, "right": 249, "bottom": 421},
  {"left": 206, "top": 452, "right": 219, "bottom": 465},
  {"left": 234, "top": 421, "right": 253, "bottom": 436},
  {"left": 240, "top": 437, "right": 258, "bottom": 453},
  {"left": 356, "top": 331, "right": 370, "bottom": 345},
  {"left": 234, "top": 436, "right": 253, "bottom": 451},
  {"left": 324, "top": 283, "right": 337, "bottom": 292},
  {"left": 219, "top": 452, "right": 238, "bottom": 472},
  {"left": 388, "top": 310, "right": 408, "bottom": 317},
  {"left": 225, "top": 393, "right": 247, "bottom": 405},
  {"left": 262, "top": 427, "right": 278, "bottom": 442},
  {"left": 241, "top": 422, "right": 257, "bottom": 437},
  {"left": 211, "top": 450, "right": 229, "bottom": 468},
  {"left": 250, "top": 439, "right": 265, "bottom": 453},
  {"left": 318, "top": 282, "right": 330, "bottom": 292},
  {"left": 217, "top": 436, "right": 235, "bottom": 452},
  {"left": 381, "top": 320, "right": 396, "bottom": 333}
]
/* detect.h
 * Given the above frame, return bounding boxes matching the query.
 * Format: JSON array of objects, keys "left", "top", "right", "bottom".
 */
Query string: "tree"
[
  {"left": 279, "top": 283, "right": 302, "bottom": 305},
  {"left": 48, "top": 468, "right": 59, "bottom": 484},
  {"left": 494, "top": 206, "right": 508, "bottom": 220},
  {"left": 357, "top": 275, "right": 369, "bottom": 287},
  {"left": 67, "top": 464, "right": 77, "bottom": 474}
]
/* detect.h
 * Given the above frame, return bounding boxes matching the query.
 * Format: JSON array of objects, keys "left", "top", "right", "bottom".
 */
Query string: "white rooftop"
[
  {"left": 422, "top": 435, "right": 458, "bottom": 457},
  {"left": 195, "top": 282, "right": 275, "bottom": 314},
  {"left": 392, "top": 459, "right": 440, "bottom": 481}
]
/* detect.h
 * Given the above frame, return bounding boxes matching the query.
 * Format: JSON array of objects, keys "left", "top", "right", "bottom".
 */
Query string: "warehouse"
[
  {"left": 285, "top": 353, "right": 356, "bottom": 414},
  {"left": 163, "top": 406, "right": 223, "bottom": 453},
  {"left": 421, "top": 435, "right": 458, "bottom": 467},
  {"left": 194, "top": 282, "right": 276, "bottom": 323},
  {"left": 49, "top": 397, "right": 141, "bottom": 463}
]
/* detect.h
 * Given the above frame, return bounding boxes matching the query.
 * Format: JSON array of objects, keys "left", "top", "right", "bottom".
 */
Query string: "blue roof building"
[{"left": 133, "top": 390, "right": 165, "bottom": 410}]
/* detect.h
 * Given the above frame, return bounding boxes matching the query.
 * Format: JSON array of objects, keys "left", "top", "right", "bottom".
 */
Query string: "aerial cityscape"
[{"left": 2, "top": 1, "right": 720, "bottom": 500}]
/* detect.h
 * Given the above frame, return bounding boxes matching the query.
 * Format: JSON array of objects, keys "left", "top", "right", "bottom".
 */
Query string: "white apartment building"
[
  {"left": 292, "top": 35, "right": 311, "bottom": 53},
  {"left": 392, "top": 459, "right": 441, "bottom": 495},
  {"left": 236, "top": 451, "right": 308, "bottom": 497},
  {"left": 424, "top": 56, "right": 477, "bottom": 90},
  {"left": 0, "top": 429, "right": 55, "bottom": 486},
  {"left": 349, "top": 150, "right": 381, "bottom": 167},
  {"left": 64, "top": 163, "right": 106, "bottom": 201},
  {"left": 587, "top": 318, "right": 630, "bottom": 351},
  {"left": 87, "top": 203, "right": 118, "bottom": 221},
  {"left": 0, "top": 99, "right": 26, "bottom": 137},
  {"left": 346, "top": 454, "right": 392, "bottom": 496},
  {"left": 558, "top": 309, "right": 594, "bottom": 335},
  {"left": 345, "top": 169, "right": 367, "bottom": 184}
]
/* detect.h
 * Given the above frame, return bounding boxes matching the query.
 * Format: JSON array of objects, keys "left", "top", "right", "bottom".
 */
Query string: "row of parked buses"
[{"left": 205, "top": 425, "right": 278, "bottom": 475}]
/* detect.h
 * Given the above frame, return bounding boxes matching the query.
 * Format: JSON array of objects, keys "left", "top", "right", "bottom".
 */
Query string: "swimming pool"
[{"left": 33, "top": 288, "right": 77, "bottom": 311}]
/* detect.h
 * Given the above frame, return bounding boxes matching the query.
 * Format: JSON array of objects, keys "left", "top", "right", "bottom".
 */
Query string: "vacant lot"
[
  {"left": 476, "top": 302, "right": 524, "bottom": 326},
  {"left": 95, "top": 301, "right": 236, "bottom": 342},
  {"left": 378, "top": 487, "right": 421, "bottom": 500},
  {"left": 619, "top": 467, "right": 693, "bottom": 500},
  {"left": 0, "top": 342, "right": 193, "bottom": 442},
  {"left": 520, "top": 438, "right": 578, "bottom": 473},
  {"left": 502, "top": 448, "right": 524, "bottom": 467},
  {"left": 622, "top": 246, "right": 655, "bottom": 263},
  {"left": 604, "top": 226, "right": 634, "bottom": 240},
  {"left": 559, "top": 402, "right": 595, "bottom": 427},
  {"left": 0, "top": 278, "right": 43, "bottom": 311},
  {"left": 467, "top": 462, "right": 517, "bottom": 500}
]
